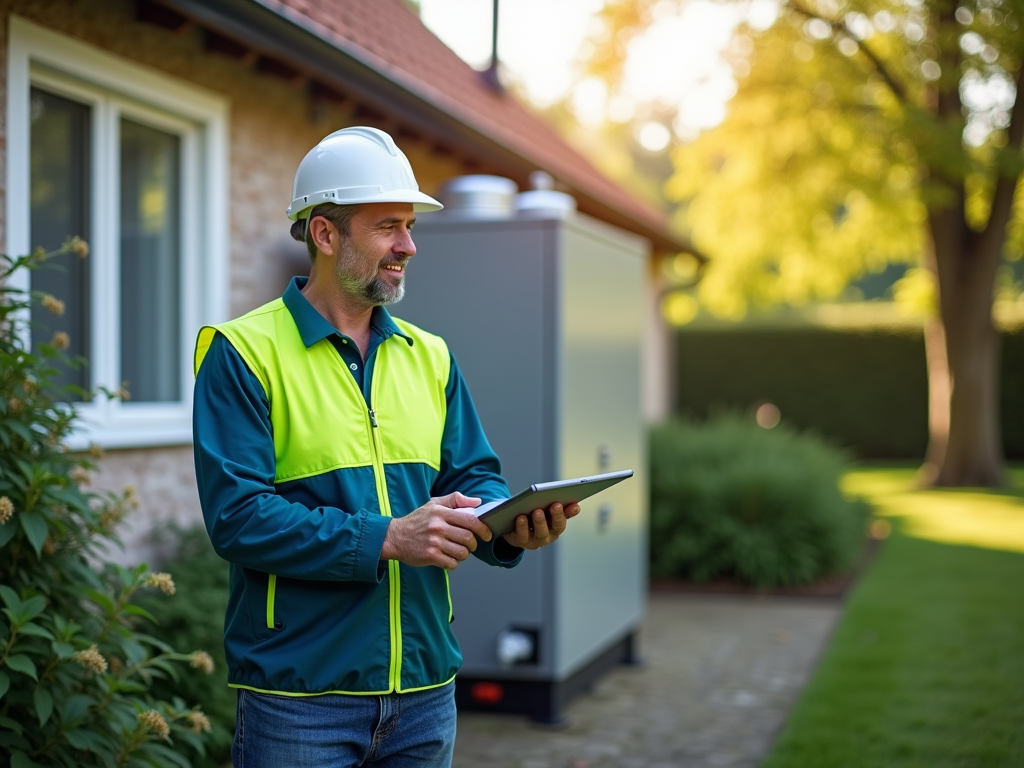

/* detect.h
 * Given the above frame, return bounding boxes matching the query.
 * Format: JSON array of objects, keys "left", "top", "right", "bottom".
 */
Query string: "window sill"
[{"left": 66, "top": 402, "right": 193, "bottom": 451}]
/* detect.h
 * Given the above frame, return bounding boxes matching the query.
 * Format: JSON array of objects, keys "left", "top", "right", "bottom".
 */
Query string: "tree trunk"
[{"left": 920, "top": 233, "right": 1004, "bottom": 487}]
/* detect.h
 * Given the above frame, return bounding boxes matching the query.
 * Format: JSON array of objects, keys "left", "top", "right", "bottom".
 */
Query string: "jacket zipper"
[{"left": 366, "top": 396, "right": 402, "bottom": 692}]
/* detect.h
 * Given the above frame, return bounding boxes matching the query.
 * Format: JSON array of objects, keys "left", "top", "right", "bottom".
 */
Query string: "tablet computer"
[{"left": 473, "top": 469, "right": 634, "bottom": 536}]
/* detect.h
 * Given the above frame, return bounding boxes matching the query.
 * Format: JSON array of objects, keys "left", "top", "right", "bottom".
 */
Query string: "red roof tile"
[{"left": 254, "top": 0, "right": 680, "bottom": 251}]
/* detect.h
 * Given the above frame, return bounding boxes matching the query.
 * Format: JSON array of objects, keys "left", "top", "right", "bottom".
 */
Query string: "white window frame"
[{"left": 7, "top": 16, "right": 228, "bottom": 449}]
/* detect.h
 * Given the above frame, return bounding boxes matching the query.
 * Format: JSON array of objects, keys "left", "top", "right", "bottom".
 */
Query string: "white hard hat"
[{"left": 286, "top": 126, "right": 443, "bottom": 220}]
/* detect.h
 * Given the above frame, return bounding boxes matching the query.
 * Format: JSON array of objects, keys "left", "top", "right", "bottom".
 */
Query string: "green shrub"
[
  {"left": 0, "top": 245, "right": 215, "bottom": 767},
  {"left": 649, "top": 413, "right": 868, "bottom": 586},
  {"left": 140, "top": 527, "right": 232, "bottom": 768}
]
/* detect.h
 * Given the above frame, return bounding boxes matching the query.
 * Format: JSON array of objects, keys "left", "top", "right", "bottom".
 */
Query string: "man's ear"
[{"left": 308, "top": 216, "right": 337, "bottom": 258}]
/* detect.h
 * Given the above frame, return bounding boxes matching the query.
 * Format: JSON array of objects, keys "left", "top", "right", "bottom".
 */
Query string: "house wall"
[{"left": 1, "top": 0, "right": 467, "bottom": 564}]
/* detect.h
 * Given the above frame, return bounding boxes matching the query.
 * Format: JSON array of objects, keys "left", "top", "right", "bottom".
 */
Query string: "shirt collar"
[{"left": 282, "top": 276, "right": 413, "bottom": 349}]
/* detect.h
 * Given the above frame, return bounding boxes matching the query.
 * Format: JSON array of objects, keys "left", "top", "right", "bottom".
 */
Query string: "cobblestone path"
[{"left": 453, "top": 593, "right": 841, "bottom": 768}]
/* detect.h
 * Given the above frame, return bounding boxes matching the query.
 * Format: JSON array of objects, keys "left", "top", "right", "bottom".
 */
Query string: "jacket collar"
[{"left": 282, "top": 276, "right": 413, "bottom": 349}]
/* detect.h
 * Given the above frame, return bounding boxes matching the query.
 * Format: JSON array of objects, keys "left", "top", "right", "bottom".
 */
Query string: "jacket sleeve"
[
  {"left": 432, "top": 352, "right": 523, "bottom": 568},
  {"left": 193, "top": 332, "right": 390, "bottom": 582}
]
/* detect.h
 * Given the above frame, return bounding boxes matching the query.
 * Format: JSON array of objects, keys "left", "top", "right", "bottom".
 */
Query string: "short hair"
[{"left": 289, "top": 203, "right": 359, "bottom": 261}]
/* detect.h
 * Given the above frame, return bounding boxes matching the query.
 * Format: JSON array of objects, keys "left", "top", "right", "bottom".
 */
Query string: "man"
[{"left": 193, "top": 126, "right": 578, "bottom": 768}]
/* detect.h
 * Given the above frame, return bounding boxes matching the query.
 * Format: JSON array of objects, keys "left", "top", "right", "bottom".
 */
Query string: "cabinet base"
[{"left": 454, "top": 631, "right": 638, "bottom": 725}]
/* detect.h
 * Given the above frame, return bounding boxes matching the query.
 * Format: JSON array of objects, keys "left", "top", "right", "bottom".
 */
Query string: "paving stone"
[{"left": 453, "top": 592, "right": 841, "bottom": 768}]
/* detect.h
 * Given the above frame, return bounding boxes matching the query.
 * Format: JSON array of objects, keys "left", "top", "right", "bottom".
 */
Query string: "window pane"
[
  {"left": 120, "top": 119, "right": 181, "bottom": 403},
  {"left": 30, "top": 88, "right": 91, "bottom": 396}
]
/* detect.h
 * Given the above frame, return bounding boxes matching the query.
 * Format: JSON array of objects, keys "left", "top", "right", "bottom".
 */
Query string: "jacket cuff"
[
  {"left": 354, "top": 513, "right": 391, "bottom": 583},
  {"left": 488, "top": 537, "right": 524, "bottom": 567}
]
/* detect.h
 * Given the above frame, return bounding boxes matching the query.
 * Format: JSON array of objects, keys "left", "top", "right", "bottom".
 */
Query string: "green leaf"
[
  {"left": 4, "top": 473, "right": 26, "bottom": 492},
  {"left": 84, "top": 589, "right": 116, "bottom": 615},
  {"left": 174, "top": 728, "right": 206, "bottom": 755},
  {"left": 63, "top": 729, "right": 93, "bottom": 750},
  {"left": 19, "top": 513, "right": 47, "bottom": 556},
  {"left": 0, "top": 671, "right": 9, "bottom": 700},
  {"left": 147, "top": 658, "right": 179, "bottom": 682},
  {"left": 7, "top": 421, "right": 35, "bottom": 444},
  {"left": 0, "top": 585, "right": 21, "bottom": 612},
  {"left": 5, "top": 654, "right": 37, "bottom": 680},
  {"left": 50, "top": 641, "right": 74, "bottom": 659},
  {"left": 134, "top": 633, "right": 173, "bottom": 653},
  {"left": 60, "top": 694, "right": 93, "bottom": 724},
  {"left": 0, "top": 522, "right": 16, "bottom": 549},
  {"left": 141, "top": 744, "right": 191, "bottom": 768},
  {"left": 121, "top": 637, "right": 146, "bottom": 667},
  {"left": 63, "top": 728, "right": 109, "bottom": 752},
  {"left": 11, "top": 751, "right": 43, "bottom": 768},
  {"left": 20, "top": 595, "right": 45, "bottom": 622},
  {"left": 121, "top": 604, "right": 157, "bottom": 623},
  {"left": 33, "top": 685, "right": 52, "bottom": 726},
  {"left": 18, "top": 623, "right": 53, "bottom": 641}
]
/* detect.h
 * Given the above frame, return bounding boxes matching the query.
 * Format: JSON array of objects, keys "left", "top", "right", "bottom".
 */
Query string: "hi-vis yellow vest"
[
  {"left": 194, "top": 298, "right": 462, "bottom": 696},
  {"left": 194, "top": 298, "right": 449, "bottom": 484}
]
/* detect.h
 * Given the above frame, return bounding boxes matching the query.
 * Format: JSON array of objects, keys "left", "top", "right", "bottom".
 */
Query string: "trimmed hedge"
[
  {"left": 650, "top": 415, "right": 868, "bottom": 586},
  {"left": 676, "top": 327, "right": 1024, "bottom": 459}
]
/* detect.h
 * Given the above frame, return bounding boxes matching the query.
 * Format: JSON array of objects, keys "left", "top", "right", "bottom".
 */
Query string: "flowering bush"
[
  {"left": 0, "top": 244, "right": 214, "bottom": 767},
  {"left": 140, "top": 527, "right": 233, "bottom": 768}
]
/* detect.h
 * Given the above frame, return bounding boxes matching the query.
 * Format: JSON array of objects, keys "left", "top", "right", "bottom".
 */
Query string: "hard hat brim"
[{"left": 288, "top": 189, "right": 443, "bottom": 220}]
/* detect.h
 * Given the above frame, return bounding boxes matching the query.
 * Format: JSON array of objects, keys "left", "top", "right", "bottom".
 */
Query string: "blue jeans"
[{"left": 232, "top": 683, "right": 456, "bottom": 768}]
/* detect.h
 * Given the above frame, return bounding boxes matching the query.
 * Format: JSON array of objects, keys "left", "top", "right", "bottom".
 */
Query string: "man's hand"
[
  {"left": 381, "top": 492, "right": 493, "bottom": 570},
  {"left": 502, "top": 502, "right": 580, "bottom": 550}
]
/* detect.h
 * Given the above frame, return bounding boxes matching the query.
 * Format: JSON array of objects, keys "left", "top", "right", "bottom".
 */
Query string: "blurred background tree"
[{"left": 565, "top": 0, "right": 1024, "bottom": 487}]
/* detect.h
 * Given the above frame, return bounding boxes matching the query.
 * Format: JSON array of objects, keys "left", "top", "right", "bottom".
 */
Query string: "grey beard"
[
  {"left": 363, "top": 274, "right": 405, "bottom": 305},
  {"left": 335, "top": 266, "right": 405, "bottom": 306},
  {"left": 334, "top": 236, "right": 407, "bottom": 306}
]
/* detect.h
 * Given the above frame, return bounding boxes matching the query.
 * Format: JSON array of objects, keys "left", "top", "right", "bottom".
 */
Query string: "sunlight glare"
[
  {"left": 636, "top": 121, "right": 671, "bottom": 151},
  {"left": 419, "top": 0, "right": 605, "bottom": 107},
  {"left": 621, "top": 0, "right": 754, "bottom": 139},
  {"left": 571, "top": 77, "right": 609, "bottom": 128},
  {"left": 420, "top": 0, "right": 773, "bottom": 138}
]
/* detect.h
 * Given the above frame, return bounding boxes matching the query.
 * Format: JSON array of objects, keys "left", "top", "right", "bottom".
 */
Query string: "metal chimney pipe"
[{"left": 481, "top": 0, "right": 503, "bottom": 91}]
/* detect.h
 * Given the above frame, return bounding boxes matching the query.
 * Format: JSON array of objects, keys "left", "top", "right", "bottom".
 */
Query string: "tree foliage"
[
  {"left": 576, "top": 0, "right": 1024, "bottom": 484},
  {"left": 667, "top": 0, "right": 1024, "bottom": 318},
  {"left": 0, "top": 245, "right": 214, "bottom": 767}
]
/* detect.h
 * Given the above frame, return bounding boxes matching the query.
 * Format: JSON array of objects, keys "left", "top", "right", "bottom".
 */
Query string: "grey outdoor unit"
[{"left": 397, "top": 205, "right": 649, "bottom": 723}]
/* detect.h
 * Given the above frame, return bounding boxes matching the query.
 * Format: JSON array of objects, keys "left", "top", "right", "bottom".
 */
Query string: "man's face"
[{"left": 331, "top": 203, "right": 417, "bottom": 307}]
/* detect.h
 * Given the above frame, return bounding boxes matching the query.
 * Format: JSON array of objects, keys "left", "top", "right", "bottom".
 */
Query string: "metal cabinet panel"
[
  {"left": 553, "top": 222, "right": 647, "bottom": 678},
  {"left": 394, "top": 213, "right": 649, "bottom": 692}
]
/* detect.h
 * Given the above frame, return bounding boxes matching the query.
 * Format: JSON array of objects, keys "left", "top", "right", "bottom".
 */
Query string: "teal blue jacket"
[{"left": 193, "top": 277, "right": 521, "bottom": 696}]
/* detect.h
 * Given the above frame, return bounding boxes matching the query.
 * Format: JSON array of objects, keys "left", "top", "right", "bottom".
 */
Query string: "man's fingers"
[
  {"left": 447, "top": 509, "right": 493, "bottom": 542},
  {"left": 564, "top": 503, "right": 581, "bottom": 519},
  {"left": 509, "top": 514, "right": 531, "bottom": 547},
  {"left": 546, "top": 502, "right": 569, "bottom": 535},
  {"left": 531, "top": 507, "right": 550, "bottom": 539},
  {"left": 446, "top": 522, "right": 479, "bottom": 553},
  {"left": 435, "top": 492, "right": 481, "bottom": 510},
  {"left": 441, "top": 540, "right": 471, "bottom": 562}
]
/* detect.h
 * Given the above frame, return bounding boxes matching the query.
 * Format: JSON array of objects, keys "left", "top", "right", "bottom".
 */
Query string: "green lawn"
[{"left": 762, "top": 466, "right": 1024, "bottom": 768}]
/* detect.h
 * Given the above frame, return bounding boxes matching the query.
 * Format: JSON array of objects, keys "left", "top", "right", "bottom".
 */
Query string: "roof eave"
[{"left": 157, "top": 0, "right": 693, "bottom": 254}]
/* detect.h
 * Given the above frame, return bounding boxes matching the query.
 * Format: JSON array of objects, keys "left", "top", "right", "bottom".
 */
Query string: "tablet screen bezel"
[{"left": 475, "top": 469, "right": 634, "bottom": 537}]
